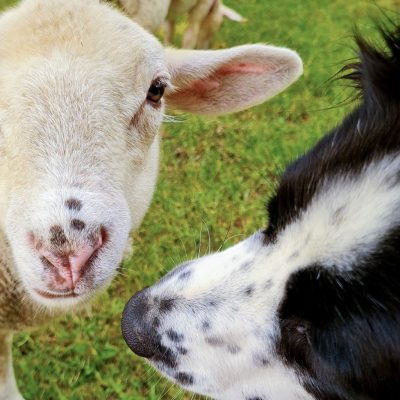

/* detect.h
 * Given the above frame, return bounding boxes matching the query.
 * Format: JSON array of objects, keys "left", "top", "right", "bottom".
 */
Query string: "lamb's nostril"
[{"left": 121, "top": 289, "right": 158, "bottom": 358}]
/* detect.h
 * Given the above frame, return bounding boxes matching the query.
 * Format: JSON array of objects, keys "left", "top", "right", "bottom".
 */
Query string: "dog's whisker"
[
  {"left": 222, "top": 233, "right": 246, "bottom": 246},
  {"left": 197, "top": 222, "right": 203, "bottom": 259},
  {"left": 158, "top": 380, "right": 175, "bottom": 400},
  {"left": 178, "top": 237, "right": 189, "bottom": 262},
  {"left": 216, "top": 220, "right": 233, "bottom": 253},
  {"left": 200, "top": 217, "right": 212, "bottom": 256},
  {"left": 170, "top": 387, "right": 184, "bottom": 400}
]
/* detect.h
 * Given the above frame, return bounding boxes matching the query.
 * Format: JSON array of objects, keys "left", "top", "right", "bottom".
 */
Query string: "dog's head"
[{"left": 122, "top": 27, "right": 400, "bottom": 400}]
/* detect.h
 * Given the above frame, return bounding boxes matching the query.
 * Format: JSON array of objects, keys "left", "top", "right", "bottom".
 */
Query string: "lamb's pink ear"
[{"left": 165, "top": 44, "right": 302, "bottom": 115}]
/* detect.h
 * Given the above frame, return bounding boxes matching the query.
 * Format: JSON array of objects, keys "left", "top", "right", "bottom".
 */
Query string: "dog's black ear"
[
  {"left": 341, "top": 24, "right": 400, "bottom": 107},
  {"left": 278, "top": 259, "right": 400, "bottom": 400}
]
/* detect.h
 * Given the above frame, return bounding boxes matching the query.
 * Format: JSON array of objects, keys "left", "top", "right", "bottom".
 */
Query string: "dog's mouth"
[{"left": 34, "top": 288, "right": 80, "bottom": 299}]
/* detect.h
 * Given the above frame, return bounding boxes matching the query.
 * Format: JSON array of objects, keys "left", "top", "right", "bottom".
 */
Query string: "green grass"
[{"left": 0, "top": 0, "right": 397, "bottom": 398}]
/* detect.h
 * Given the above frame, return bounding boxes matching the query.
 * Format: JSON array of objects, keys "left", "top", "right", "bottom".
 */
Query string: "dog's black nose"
[{"left": 121, "top": 289, "right": 157, "bottom": 358}]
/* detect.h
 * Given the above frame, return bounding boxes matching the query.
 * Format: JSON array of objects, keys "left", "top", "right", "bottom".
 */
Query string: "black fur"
[
  {"left": 275, "top": 26, "right": 400, "bottom": 400},
  {"left": 264, "top": 26, "right": 400, "bottom": 243},
  {"left": 279, "top": 230, "right": 400, "bottom": 399}
]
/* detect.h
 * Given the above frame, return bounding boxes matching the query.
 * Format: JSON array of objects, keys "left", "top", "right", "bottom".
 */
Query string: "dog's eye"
[{"left": 147, "top": 80, "right": 166, "bottom": 104}]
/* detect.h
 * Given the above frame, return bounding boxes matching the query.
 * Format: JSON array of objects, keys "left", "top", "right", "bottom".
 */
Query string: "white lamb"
[
  {"left": 116, "top": 0, "right": 171, "bottom": 33},
  {"left": 167, "top": 0, "right": 245, "bottom": 48},
  {"left": 0, "top": 0, "right": 302, "bottom": 398},
  {"left": 118, "top": 0, "right": 245, "bottom": 48}
]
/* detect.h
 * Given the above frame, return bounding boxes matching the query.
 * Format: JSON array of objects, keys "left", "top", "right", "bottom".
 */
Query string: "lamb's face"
[
  {"left": 0, "top": 0, "right": 303, "bottom": 310},
  {"left": 0, "top": 2, "right": 169, "bottom": 309}
]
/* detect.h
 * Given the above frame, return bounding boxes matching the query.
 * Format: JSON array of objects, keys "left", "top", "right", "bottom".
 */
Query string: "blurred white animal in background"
[
  {"left": 117, "top": 0, "right": 171, "bottom": 32},
  {"left": 118, "top": 0, "right": 245, "bottom": 48}
]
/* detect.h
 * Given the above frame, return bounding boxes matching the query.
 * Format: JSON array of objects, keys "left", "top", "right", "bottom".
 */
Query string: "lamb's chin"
[
  {"left": 21, "top": 286, "right": 84, "bottom": 311},
  {"left": 19, "top": 272, "right": 112, "bottom": 312}
]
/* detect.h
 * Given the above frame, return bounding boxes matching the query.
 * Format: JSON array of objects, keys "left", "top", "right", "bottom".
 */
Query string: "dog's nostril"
[{"left": 121, "top": 289, "right": 158, "bottom": 358}]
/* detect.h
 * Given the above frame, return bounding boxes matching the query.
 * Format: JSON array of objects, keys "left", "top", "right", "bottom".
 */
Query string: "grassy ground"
[{"left": 0, "top": 0, "right": 397, "bottom": 399}]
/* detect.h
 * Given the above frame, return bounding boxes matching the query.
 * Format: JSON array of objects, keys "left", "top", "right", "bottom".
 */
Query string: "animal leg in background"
[
  {"left": 196, "top": 0, "right": 223, "bottom": 49},
  {"left": 164, "top": 18, "right": 175, "bottom": 45},
  {"left": 0, "top": 334, "right": 21, "bottom": 400},
  {"left": 182, "top": 0, "right": 215, "bottom": 48}
]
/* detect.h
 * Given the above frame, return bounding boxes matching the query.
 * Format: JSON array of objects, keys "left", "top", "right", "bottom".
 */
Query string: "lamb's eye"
[{"left": 147, "top": 80, "right": 165, "bottom": 104}]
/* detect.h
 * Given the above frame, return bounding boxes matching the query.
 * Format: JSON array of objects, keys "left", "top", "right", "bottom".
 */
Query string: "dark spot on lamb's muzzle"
[
  {"left": 65, "top": 198, "right": 82, "bottom": 211},
  {"left": 71, "top": 219, "right": 86, "bottom": 231},
  {"left": 49, "top": 225, "right": 67, "bottom": 247}
]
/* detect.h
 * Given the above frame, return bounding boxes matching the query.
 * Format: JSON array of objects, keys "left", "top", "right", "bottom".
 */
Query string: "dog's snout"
[{"left": 122, "top": 289, "right": 158, "bottom": 358}]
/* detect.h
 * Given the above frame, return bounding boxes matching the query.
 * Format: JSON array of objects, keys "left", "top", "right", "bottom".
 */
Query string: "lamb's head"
[{"left": 0, "top": 0, "right": 302, "bottom": 310}]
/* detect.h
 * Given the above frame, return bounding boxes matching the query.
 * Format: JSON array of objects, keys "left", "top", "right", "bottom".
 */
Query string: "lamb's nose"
[
  {"left": 32, "top": 226, "right": 104, "bottom": 290},
  {"left": 121, "top": 289, "right": 158, "bottom": 358}
]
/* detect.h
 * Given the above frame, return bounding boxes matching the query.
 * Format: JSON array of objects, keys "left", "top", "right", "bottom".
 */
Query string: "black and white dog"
[{"left": 122, "top": 26, "right": 400, "bottom": 400}]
